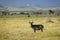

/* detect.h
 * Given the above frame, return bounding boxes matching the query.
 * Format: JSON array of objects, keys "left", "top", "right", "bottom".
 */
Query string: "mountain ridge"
[{"left": 0, "top": 6, "right": 60, "bottom": 13}]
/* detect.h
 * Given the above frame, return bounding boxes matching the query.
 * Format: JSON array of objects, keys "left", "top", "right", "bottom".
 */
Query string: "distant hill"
[{"left": 0, "top": 6, "right": 60, "bottom": 14}]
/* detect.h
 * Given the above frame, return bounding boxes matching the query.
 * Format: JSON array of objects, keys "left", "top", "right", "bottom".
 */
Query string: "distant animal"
[{"left": 29, "top": 21, "right": 44, "bottom": 32}]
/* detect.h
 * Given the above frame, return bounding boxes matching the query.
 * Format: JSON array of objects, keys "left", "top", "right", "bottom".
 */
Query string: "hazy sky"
[{"left": 0, "top": 0, "right": 60, "bottom": 7}]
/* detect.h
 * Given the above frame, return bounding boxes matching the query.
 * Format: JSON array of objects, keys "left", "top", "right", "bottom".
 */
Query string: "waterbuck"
[{"left": 29, "top": 21, "right": 44, "bottom": 32}]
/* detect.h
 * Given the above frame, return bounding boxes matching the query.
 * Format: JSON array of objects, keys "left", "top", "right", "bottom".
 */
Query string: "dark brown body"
[{"left": 29, "top": 22, "right": 44, "bottom": 32}]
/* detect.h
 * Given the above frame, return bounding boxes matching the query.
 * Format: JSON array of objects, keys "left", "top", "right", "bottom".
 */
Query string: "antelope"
[{"left": 29, "top": 21, "right": 44, "bottom": 32}]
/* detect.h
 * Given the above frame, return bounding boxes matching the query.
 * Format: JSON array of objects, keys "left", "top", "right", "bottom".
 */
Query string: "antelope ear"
[
  {"left": 29, "top": 20, "right": 34, "bottom": 23},
  {"left": 31, "top": 20, "right": 34, "bottom": 23},
  {"left": 29, "top": 22, "right": 30, "bottom": 23},
  {"left": 29, "top": 21, "right": 31, "bottom": 23}
]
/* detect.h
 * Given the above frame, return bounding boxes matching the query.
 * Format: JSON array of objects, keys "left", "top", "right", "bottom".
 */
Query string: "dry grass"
[{"left": 0, "top": 15, "right": 60, "bottom": 40}]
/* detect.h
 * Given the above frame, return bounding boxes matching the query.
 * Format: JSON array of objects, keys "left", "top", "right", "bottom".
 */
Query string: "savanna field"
[{"left": 0, "top": 15, "right": 60, "bottom": 40}]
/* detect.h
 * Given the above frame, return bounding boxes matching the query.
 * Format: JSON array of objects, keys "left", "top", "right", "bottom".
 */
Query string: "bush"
[{"left": 45, "top": 17, "right": 54, "bottom": 23}]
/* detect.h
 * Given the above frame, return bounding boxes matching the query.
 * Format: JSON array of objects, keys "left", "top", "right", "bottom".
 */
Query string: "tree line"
[{"left": 0, "top": 10, "right": 60, "bottom": 17}]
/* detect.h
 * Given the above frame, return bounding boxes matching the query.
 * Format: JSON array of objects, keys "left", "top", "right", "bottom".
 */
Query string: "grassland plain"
[{"left": 0, "top": 15, "right": 60, "bottom": 40}]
